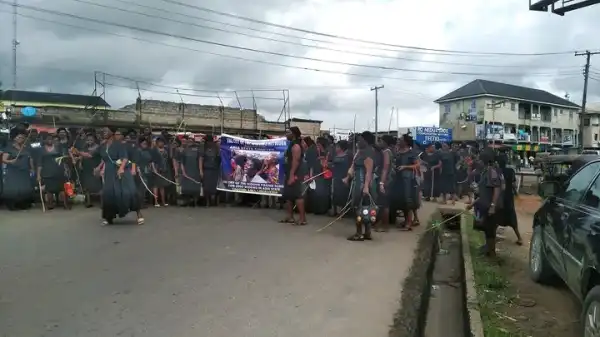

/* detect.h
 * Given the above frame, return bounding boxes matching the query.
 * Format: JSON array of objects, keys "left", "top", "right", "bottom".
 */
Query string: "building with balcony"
[{"left": 434, "top": 79, "right": 580, "bottom": 153}]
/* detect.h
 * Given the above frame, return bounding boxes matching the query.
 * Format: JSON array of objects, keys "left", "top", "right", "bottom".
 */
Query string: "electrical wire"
[
  {"left": 7, "top": 63, "right": 439, "bottom": 98},
  {"left": 0, "top": 2, "right": 584, "bottom": 78},
  {"left": 0, "top": 9, "right": 516, "bottom": 84},
  {"left": 68, "top": 0, "right": 583, "bottom": 69},
  {"left": 158, "top": 0, "right": 595, "bottom": 56}
]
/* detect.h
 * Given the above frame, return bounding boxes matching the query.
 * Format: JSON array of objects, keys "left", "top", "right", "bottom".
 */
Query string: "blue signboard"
[
  {"left": 21, "top": 106, "right": 37, "bottom": 117},
  {"left": 414, "top": 127, "right": 453, "bottom": 145}
]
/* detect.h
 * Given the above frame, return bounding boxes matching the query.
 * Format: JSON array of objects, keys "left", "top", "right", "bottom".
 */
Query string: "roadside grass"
[{"left": 468, "top": 226, "right": 528, "bottom": 337}]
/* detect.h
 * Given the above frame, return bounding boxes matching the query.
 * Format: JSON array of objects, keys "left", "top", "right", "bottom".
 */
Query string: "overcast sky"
[{"left": 1, "top": 0, "right": 600, "bottom": 132}]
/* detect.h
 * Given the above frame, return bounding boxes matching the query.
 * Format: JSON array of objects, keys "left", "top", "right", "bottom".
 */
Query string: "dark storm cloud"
[{"left": 1, "top": 0, "right": 600, "bottom": 129}]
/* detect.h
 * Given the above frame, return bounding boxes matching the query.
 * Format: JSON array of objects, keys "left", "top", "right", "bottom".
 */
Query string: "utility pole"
[
  {"left": 576, "top": 50, "right": 600, "bottom": 151},
  {"left": 371, "top": 85, "right": 384, "bottom": 136},
  {"left": 12, "top": 0, "right": 18, "bottom": 88}
]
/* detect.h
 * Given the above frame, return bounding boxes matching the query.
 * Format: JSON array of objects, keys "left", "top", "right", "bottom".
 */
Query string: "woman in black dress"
[
  {"left": 151, "top": 137, "right": 172, "bottom": 207},
  {"left": 374, "top": 135, "right": 394, "bottom": 232},
  {"left": 96, "top": 126, "right": 143, "bottom": 225},
  {"left": 346, "top": 131, "right": 377, "bottom": 241},
  {"left": 76, "top": 133, "right": 102, "bottom": 207},
  {"left": 391, "top": 134, "right": 420, "bottom": 231},
  {"left": 200, "top": 135, "right": 220, "bottom": 206},
  {"left": 419, "top": 143, "right": 441, "bottom": 201},
  {"left": 497, "top": 153, "right": 523, "bottom": 245},
  {"left": 330, "top": 140, "right": 352, "bottom": 215},
  {"left": 1, "top": 130, "right": 35, "bottom": 210},
  {"left": 179, "top": 136, "right": 202, "bottom": 206},
  {"left": 135, "top": 137, "right": 154, "bottom": 207},
  {"left": 37, "top": 133, "right": 69, "bottom": 209}
]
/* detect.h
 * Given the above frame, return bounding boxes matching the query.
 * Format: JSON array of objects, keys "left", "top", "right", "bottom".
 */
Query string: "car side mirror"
[{"left": 538, "top": 181, "right": 559, "bottom": 199}]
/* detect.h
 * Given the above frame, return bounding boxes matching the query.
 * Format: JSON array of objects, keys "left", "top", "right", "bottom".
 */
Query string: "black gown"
[
  {"left": 331, "top": 151, "right": 352, "bottom": 207},
  {"left": 1, "top": 144, "right": 34, "bottom": 207},
  {"left": 180, "top": 146, "right": 201, "bottom": 197},
  {"left": 438, "top": 150, "right": 458, "bottom": 195},
  {"left": 38, "top": 145, "right": 67, "bottom": 194},
  {"left": 201, "top": 142, "right": 220, "bottom": 196},
  {"left": 420, "top": 151, "right": 441, "bottom": 199},
  {"left": 98, "top": 141, "right": 140, "bottom": 221},
  {"left": 391, "top": 149, "right": 419, "bottom": 211},
  {"left": 80, "top": 144, "right": 103, "bottom": 194},
  {"left": 152, "top": 147, "right": 172, "bottom": 189}
]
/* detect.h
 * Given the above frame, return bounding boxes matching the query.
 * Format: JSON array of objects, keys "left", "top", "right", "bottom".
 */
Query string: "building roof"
[
  {"left": 289, "top": 117, "right": 323, "bottom": 124},
  {"left": 0, "top": 90, "right": 110, "bottom": 108},
  {"left": 434, "top": 79, "right": 579, "bottom": 108}
]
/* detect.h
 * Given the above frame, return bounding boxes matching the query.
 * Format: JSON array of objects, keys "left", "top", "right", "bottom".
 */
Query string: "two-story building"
[
  {"left": 583, "top": 103, "right": 600, "bottom": 148},
  {"left": 434, "top": 79, "right": 580, "bottom": 153}
]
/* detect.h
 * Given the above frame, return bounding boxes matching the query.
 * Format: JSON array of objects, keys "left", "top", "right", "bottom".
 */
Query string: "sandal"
[
  {"left": 363, "top": 234, "right": 373, "bottom": 240},
  {"left": 154, "top": 204, "right": 161, "bottom": 208},
  {"left": 278, "top": 218, "right": 296, "bottom": 224},
  {"left": 413, "top": 220, "right": 421, "bottom": 227},
  {"left": 293, "top": 221, "right": 308, "bottom": 226},
  {"left": 347, "top": 234, "right": 364, "bottom": 241},
  {"left": 399, "top": 227, "right": 413, "bottom": 231},
  {"left": 137, "top": 218, "right": 145, "bottom": 225}
]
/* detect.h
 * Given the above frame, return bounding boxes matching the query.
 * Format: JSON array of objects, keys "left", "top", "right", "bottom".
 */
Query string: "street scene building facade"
[{"left": 435, "top": 79, "right": 581, "bottom": 153}]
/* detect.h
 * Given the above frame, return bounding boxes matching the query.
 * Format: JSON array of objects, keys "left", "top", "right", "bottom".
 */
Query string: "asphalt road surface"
[{"left": 0, "top": 204, "right": 436, "bottom": 337}]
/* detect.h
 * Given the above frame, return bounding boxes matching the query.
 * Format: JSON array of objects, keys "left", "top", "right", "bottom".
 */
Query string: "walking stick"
[
  {"left": 430, "top": 167, "right": 435, "bottom": 201},
  {"left": 315, "top": 180, "right": 355, "bottom": 232},
  {"left": 38, "top": 180, "right": 46, "bottom": 212}
]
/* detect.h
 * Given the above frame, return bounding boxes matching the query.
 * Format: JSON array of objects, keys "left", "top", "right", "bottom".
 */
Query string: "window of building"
[
  {"left": 584, "top": 118, "right": 591, "bottom": 126},
  {"left": 511, "top": 103, "right": 516, "bottom": 111},
  {"left": 553, "top": 108, "right": 557, "bottom": 117},
  {"left": 569, "top": 110, "right": 573, "bottom": 118},
  {"left": 444, "top": 104, "right": 450, "bottom": 113},
  {"left": 595, "top": 134, "right": 599, "bottom": 141},
  {"left": 456, "top": 102, "right": 460, "bottom": 108}
]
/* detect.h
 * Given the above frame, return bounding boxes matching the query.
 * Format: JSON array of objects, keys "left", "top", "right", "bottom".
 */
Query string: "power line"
[
  {"left": 1, "top": 8, "right": 582, "bottom": 84},
  {"left": 67, "top": 0, "right": 582, "bottom": 69},
  {"left": 0, "top": 9, "right": 449, "bottom": 83},
  {"left": 9, "top": 63, "right": 436, "bottom": 100},
  {"left": 0, "top": 2, "right": 583, "bottom": 78},
  {"left": 158, "top": 0, "right": 594, "bottom": 56}
]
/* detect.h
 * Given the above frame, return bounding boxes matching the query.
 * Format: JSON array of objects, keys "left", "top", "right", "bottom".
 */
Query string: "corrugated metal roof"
[
  {"left": 434, "top": 79, "right": 579, "bottom": 108},
  {"left": 1, "top": 90, "right": 110, "bottom": 108}
]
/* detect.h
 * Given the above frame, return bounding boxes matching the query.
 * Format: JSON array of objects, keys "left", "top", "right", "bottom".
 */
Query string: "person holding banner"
[{"left": 280, "top": 126, "right": 307, "bottom": 226}]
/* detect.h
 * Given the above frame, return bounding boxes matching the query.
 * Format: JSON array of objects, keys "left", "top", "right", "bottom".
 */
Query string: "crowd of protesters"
[{"left": 0, "top": 123, "right": 522, "bottom": 252}]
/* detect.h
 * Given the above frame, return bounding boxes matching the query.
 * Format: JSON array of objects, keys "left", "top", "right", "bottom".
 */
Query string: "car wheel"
[
  {"left": 583, "top": 286, "right": 600, "bottom": 337},
  {"left": 529, "top": 225, "right": 555, "bottom": 283}
]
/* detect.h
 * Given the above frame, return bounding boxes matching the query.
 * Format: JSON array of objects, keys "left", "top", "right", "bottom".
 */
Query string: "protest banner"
[{"left": 218, "top": 134, "right": 288, "bottom": 196}]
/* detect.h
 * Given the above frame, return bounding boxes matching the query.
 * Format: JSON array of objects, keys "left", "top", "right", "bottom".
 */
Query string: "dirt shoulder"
[{"left": 468, "top": 195, "right": 581, "bottom": 337}]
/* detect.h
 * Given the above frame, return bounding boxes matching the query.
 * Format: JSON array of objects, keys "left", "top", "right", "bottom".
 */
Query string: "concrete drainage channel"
[{"left": 389, "top": 206, "right": 481, "bottom": 337}]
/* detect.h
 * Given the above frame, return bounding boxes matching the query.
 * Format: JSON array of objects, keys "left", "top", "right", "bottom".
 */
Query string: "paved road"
[{"left": 0, "top": 204, "right": 437, "bottom": 337}]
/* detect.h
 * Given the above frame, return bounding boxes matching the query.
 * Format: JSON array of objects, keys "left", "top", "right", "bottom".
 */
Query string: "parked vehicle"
[{"left": 530, "top": 155, "right": 600, "bottom": 336}]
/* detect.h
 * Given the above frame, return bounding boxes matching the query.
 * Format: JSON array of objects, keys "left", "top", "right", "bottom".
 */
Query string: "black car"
[{"left": 530, "top": 155, "right": 600, "bottom": 336}]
